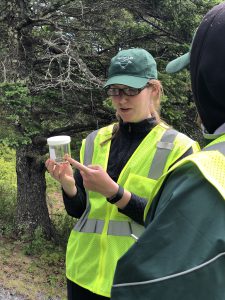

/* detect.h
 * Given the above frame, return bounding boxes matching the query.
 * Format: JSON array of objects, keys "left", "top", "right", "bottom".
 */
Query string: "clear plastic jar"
[{"left": 47, "top": 135, "right": 71, "bottom": 163}]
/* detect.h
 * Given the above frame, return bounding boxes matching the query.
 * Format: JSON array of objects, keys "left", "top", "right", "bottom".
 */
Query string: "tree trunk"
[{"left": 15, "top": 144, "right": 53, "bottom": 238}]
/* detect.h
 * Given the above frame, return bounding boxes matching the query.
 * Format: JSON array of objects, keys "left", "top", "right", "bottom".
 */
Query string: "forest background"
[{"left": 0, "top": 0, "right": 223, "bottom": 299}]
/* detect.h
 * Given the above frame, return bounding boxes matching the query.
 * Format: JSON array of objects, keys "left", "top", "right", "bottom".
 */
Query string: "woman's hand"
[
  {"left": 45, "top": 159, "right": 77, "bottom": 197},
  {"left": 65, "top": 157, "right": 118, "bottom": 198}
]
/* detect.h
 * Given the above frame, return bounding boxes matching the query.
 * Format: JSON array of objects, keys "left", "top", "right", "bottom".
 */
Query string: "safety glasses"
[{"left": 106, "top": 83, "right": 149, "bottom": 97}]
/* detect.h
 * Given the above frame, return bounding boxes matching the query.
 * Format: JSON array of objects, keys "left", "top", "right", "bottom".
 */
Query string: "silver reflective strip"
[
  {"left": 74, "top": 130, "right": 99, "bottom": 232},
  {"left": 108, "top": 220, "right": 131, "bottom": 236},
  {"left": 203, "top": 142, "right": 225, "bottom": 155},
  {"left": 157, "top": 141, "right": 174, "bottom": 150},
  {"left": 148, "top": 129, "right": 178, "bottom": 179},
  {"left": 130, "top": 222, "right": 144, "bottom": 238},
  {"left": 74, "top": 208, "right": 91, "bottom": 232},
  {"left": 113, "top": 251, "right": 225, "bottom": 288},
  {"left": 83, "top": 130, "right": 99, "bottom": 166},
  {"left": 75, "top": 218, "right": 144, "bottom": 237},
  {"left": 107, "top": 220, "right": 144, "bottom": 237},
  {"left": 78, "top": 219, "right": 104, "bottom": 234}
]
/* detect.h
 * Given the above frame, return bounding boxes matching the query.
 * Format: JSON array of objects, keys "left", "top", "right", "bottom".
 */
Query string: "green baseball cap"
[{"left": 104, "top": 48, "right": 158, "bottom": 88}]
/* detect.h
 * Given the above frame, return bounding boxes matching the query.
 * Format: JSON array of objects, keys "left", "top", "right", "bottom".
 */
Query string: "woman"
[
  {"left": 46, "top": 48, "right": 199, "bottom": 299},
  {"left": 111, "top": 4, "right": 225, "bottom": 300}
]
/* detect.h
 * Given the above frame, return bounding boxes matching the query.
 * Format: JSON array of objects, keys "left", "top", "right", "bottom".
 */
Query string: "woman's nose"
[{"left": 117, "top": 92, "right": 129, "bottom": 102}]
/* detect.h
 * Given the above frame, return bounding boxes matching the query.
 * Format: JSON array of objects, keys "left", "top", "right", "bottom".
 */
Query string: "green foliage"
[
  {"left": 0, "top": 187, "right": 17, "bottom": 237},
  {"left": 45, "top": 172, "right": 61, "bottom": 194},
  {"left": 0, "top": 0, "right": 221, "bottom": 242},
  {"left": 51, "top": 212, "right": 75, "bottom": 247},
  {"left": 45, "top": 173, "right": 75, "bottom": 246},
  {"left": 22, "top": 226, "right": 48, "bottom": 256},
  {"left": 0, "top": 146, "right": 16, "bottom": 187},
  {"left": 0, "top": 145, "right": 17, "bottom": 236},
  {"left": 103, "top": 97, "right": 114, "bottom": 110},
  {"left": 0, "top": 82, "right": 37, "bottom": 146},
  {"left": 21, "top": 226, "right": 65, "bottom": 261},
  {"left": 0, "top": 144, "right": 74, "bottom": 249}
]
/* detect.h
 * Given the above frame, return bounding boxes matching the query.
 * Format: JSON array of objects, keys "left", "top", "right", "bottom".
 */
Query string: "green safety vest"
[
  {"left": 144, "top": 134, "right": 225, "bottom": 221},
  {"left": 66, "top": 122, "right": 199, "bottom": 297}
]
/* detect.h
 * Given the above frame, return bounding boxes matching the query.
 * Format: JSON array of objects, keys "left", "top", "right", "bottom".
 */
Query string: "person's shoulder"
[
  {"left": 84, "top": 123, "right": 116, "bottom": 138},
  {"left": 166, "top": 160, "right": 224, "bottom": 202},
  {"left": 176, "top": 130, "right": 199, "bottom": 146},
  {"left": 158, "top": 122, "right": 200, "bottom": 150},
  {"left": 171, "top": 130, "right": 200, "bottom": 155},
  {"left": 153, "top": 161, "right": 225, "bottom": 221}
]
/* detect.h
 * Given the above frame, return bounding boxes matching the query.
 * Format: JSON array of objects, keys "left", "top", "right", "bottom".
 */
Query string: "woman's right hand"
[{"left": 45, "top": 159, "right": 77, "bottom": 197}]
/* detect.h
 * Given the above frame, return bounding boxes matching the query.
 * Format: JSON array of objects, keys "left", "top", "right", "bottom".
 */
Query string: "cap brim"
[
  {"left": 166, "top": 52, "right": 190, "bottom": 74},
  {"left": 104, "top": 75, "right": 150, "bottom": 89}
]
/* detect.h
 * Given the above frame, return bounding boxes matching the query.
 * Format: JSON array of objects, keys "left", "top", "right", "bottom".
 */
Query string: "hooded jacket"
[
  {"left": 190, "top": 2, "right": 225, "bottom": 134},
  {"left": 111, "top": 3, "right": 225, "bottom": 300}
]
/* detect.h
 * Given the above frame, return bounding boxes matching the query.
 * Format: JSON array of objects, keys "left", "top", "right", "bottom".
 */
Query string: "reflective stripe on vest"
[
  {"left": 73, "top": 126, "right": 178, "bottom": 237},
  {"left": 76, "top": 219, "right": 143, "bottom": 237},
  {"left": 148, "top": 129, "right": 178, "bottom": 179},
  {"left": 203, "top": 141, "right": 225, "bottom": 155},
  {"left": 83, "top": 129, "right": 98, "bottom": 166},
  {"left": 73, "top": 130, "right": 99, "bottom": 232}
]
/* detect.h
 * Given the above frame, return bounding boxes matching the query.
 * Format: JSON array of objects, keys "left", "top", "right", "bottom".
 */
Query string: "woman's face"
[{"left": 110, "top": 84, "right": 154, "bottom": 123}]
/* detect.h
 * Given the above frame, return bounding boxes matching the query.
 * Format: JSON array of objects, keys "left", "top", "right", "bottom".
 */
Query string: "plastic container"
[{"left": 47, "top": 135, "right": 71, "bottom": 163}]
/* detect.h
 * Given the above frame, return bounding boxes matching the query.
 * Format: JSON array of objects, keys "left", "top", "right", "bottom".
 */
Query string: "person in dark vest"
[
  {"left": 45, "top": 48, "right": 198, "bottom": 300},
  {"left": 111, "top": 2, "right": 225, "bottom": 300}
]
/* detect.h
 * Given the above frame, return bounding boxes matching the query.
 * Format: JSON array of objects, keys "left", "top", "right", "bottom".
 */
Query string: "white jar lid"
[{"left": 47, "top": 135, "right": 71, "bottom": 146}]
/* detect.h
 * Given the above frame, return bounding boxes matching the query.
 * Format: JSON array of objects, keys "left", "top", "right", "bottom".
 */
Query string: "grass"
[
  {"left": 0, "top": 146, "right": 76, "bottom": 300},
  {"left": 0, "top": 157, "right": 74, "bottom": 300},
  {"left": 0, "top": 187, "right": 69, "bottom": 300},
  {"left": 0, "top": 236, "right": 66, "bottom": 300}
]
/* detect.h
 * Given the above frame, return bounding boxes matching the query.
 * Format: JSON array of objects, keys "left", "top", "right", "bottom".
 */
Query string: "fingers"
[
  {"left": 45, "top": 159, "right": 61, "bottom": 180},
  {"left": 45, "top": 159, "right": 56, "bottom": 173},
  {"left": 48, "top": 162, "right": 59, "bottom": 177},
  {"left": 64, "top": 155, "right": 103, "bottom": 175},
  {"left": 66, "top": 157, "right": 91, "bottom": 173},
  {"left": 60, "top": 162, "right": 73, "bottom": 179},
  {"left": 52, "top": 164, "right": 60, "bottom": 179},
  {"left": 88, "top": 165, "right": 102, "bottom": 170}
]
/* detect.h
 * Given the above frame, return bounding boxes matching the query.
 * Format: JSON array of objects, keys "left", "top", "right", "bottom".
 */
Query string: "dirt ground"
[{"left": 0, "top": 236, "right": 67, "bottom": 300}]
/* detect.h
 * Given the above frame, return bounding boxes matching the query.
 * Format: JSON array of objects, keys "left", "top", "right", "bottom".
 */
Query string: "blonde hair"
[{"left": 148, "top": 79, "right": 163, "bottom": 124}]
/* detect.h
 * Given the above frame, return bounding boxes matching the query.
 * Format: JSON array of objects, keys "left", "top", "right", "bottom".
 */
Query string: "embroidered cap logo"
[
  {"left": 103, "top": 48, "right": 158, "bottom": 89},
  {"left": 116, "top": 56, "right": 134, "bottom": 70}
]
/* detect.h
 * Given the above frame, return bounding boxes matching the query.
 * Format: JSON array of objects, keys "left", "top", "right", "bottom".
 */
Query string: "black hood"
[{"left": 190, "top": 2, "right": 225, "bottom": 133}]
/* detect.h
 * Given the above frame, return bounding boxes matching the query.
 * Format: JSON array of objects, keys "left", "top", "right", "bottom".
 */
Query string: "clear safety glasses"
[{"left": 106, "top": 83, "right": 149, "bottom": 97}]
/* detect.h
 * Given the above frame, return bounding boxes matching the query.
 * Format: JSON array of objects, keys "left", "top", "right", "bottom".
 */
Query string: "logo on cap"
[{"left": 116, "top": 56, "right": 134, "bottom": 69}]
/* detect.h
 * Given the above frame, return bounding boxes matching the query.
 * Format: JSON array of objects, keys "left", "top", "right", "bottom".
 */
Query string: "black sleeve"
[
  {"left": 118, "top": 194, "right": 147, "bottom": 225},
  {"left": 62, "top": 168, "right": 87, "bottom": 218}
]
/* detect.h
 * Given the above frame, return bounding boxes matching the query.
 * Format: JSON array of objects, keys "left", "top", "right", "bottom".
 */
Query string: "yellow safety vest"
[
  {"left": 144, "top": 134, "right": 225, "bottom": 220},
  {"left": 66, "top": 122, "right": 200, "bottom": 297}
]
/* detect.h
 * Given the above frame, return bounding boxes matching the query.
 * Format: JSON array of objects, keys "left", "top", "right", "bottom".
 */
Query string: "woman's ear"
[{"left": 148, "top": 80, "right": 161, "bottom": 98}]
